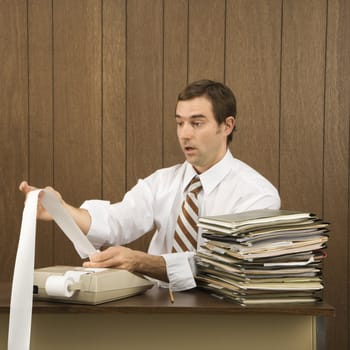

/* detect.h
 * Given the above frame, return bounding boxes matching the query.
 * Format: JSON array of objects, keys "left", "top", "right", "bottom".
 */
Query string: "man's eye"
[{"left": 192, "top": 122, "right": 203, "bottom": 127}]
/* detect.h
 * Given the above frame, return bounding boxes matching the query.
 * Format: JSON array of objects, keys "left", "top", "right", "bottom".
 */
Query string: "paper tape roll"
[
  {"left": 45, "top": 275, "right": 75, "bottom": 298},
  {"left": 9, "top": 189, "right": 98, "bottom": 350}
]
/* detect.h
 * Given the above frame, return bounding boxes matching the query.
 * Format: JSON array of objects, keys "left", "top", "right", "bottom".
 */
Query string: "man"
[{"left": 20, "top": 79, "right": 280, "bottom": 291}]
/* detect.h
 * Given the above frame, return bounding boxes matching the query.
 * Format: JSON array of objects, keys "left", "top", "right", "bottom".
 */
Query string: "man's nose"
[{"left": 178, "top": 123, "right": 193, "bottom": 139}]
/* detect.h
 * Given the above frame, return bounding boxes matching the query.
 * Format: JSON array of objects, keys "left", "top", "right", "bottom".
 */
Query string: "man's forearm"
[
  {"left": 84, "top": 246, "right": 169, "bottom": 282},
  {"left": 133, "top": 251, "right": 169, "bottom": 282},
  {"left": 64, "top": 202, "right": 92, "bottom": 235}
]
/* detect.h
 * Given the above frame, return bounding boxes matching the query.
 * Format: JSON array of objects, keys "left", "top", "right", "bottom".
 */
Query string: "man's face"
[{"left": 175, "top": 96, "right": 234, "bottom": 173}]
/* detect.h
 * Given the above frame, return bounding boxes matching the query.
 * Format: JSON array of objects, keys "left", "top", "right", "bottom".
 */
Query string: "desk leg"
[{"left": 316, "top": 316, "right": 326, "bottom": 350}]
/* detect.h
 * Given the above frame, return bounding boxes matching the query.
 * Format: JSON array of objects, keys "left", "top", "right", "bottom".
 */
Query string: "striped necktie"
[{"left": 172, "top": 176, "right": 202, "bottom": 252}]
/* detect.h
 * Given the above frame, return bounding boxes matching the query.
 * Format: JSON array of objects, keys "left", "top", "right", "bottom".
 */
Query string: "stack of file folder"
[{"left": 195, "top": 209, "right": 329, "bottom": 306}]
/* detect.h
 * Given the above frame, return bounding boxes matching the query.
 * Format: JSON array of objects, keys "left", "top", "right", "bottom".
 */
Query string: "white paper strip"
[
  {"left": 40, "top": 189, "right": 96, "bottom": 258},
  {"left": 8, "top": 188, "right": 98, "bottom": 349},
  {"left": 8, "top": 190, "right": 39, "bottom": 350}
]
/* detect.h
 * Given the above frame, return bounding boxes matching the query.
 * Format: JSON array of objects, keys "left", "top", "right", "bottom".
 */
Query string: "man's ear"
[{"left": 224, "top": 116, "right": 235, "bottom": 135}]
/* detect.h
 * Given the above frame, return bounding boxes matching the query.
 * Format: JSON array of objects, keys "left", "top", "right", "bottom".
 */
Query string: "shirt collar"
[{"left": 182, "top": 150, "right": 234, "bottom": 194}]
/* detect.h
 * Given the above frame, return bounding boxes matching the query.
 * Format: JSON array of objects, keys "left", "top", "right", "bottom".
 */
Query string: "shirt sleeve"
[
  {"left": 244, "top": 192, "right": 281, "bottom": 211},
  {"left": 162, "top": 251, "right": 197, "bottom": 291},
  {"left": 80, "top": 178, "right": 155, "bottom": 249},
  {"left": 80, "top": 199, "right": 113, "bottom": 249},
  {"left": 82, "top": 199, "right": 197, "bottom": 292},
  {"left": 233, "top": 180, "right": 281, "bottom": 213}
]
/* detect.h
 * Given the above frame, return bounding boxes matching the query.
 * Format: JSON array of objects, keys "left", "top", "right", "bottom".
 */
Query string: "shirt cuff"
[
  {"left": 162, "top": 252, "right": 197, "bottom": 291},
  {"left": 80, "top": 199, "right": 111, "bottom": 248}
]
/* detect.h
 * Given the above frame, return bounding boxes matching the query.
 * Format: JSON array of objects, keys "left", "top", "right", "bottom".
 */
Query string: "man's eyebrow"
[{"left": 175, "top": 114, "right": 207, "bottom": 119}]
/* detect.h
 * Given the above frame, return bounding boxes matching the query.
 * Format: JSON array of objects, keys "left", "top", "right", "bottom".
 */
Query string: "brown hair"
[{"left": 177, "top": 79, "right": 237, "bottom": 143}]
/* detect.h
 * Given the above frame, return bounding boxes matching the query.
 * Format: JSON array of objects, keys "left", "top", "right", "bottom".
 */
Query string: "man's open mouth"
[{"left": 184, "top": 146, "right": 196, "bottom": 152}]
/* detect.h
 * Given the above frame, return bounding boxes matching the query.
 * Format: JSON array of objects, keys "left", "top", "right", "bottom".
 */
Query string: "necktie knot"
[{"left": 188, "top": 176, "right": 202, "bottom": 196}]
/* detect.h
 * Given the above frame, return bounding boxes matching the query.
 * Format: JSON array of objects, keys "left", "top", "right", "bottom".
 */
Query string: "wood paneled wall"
[{"left": 0, "top": 1, "right": 349, "bottom": 349}]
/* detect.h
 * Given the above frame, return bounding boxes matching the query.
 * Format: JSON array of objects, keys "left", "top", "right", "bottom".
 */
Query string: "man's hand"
[
  {"left": 18, "top": 180, "right": 91, "bottom": 234},
  {"left": 84, "top": 246, "right": 168, "bottom": 282},
  {"left": 18, "top": 181, "right": 62, "bottom": 221},
  {"left": 84, "top": 246, "right": 140, "bottom": 271}
]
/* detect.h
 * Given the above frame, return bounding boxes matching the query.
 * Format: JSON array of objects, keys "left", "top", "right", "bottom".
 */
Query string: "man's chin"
[
  {"left": 185, "top": 156, "right": 201, "bottom": 168},
  {"left": 184, "top": 153, "right": 197, "bottom": 162}
]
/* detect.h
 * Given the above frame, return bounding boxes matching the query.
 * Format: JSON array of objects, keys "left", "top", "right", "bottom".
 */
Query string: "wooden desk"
[{"left": 0, "top": 282, "right": 334, "bottom": 350}]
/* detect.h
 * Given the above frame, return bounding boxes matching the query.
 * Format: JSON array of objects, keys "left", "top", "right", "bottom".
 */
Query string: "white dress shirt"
[{"left": 80, "top": 150, "right": 281, "bottom": 291}]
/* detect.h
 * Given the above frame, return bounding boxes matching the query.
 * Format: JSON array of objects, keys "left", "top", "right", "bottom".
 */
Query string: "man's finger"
[{"left": 18, "top": 181, "right": 36, "bottom": 193}]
